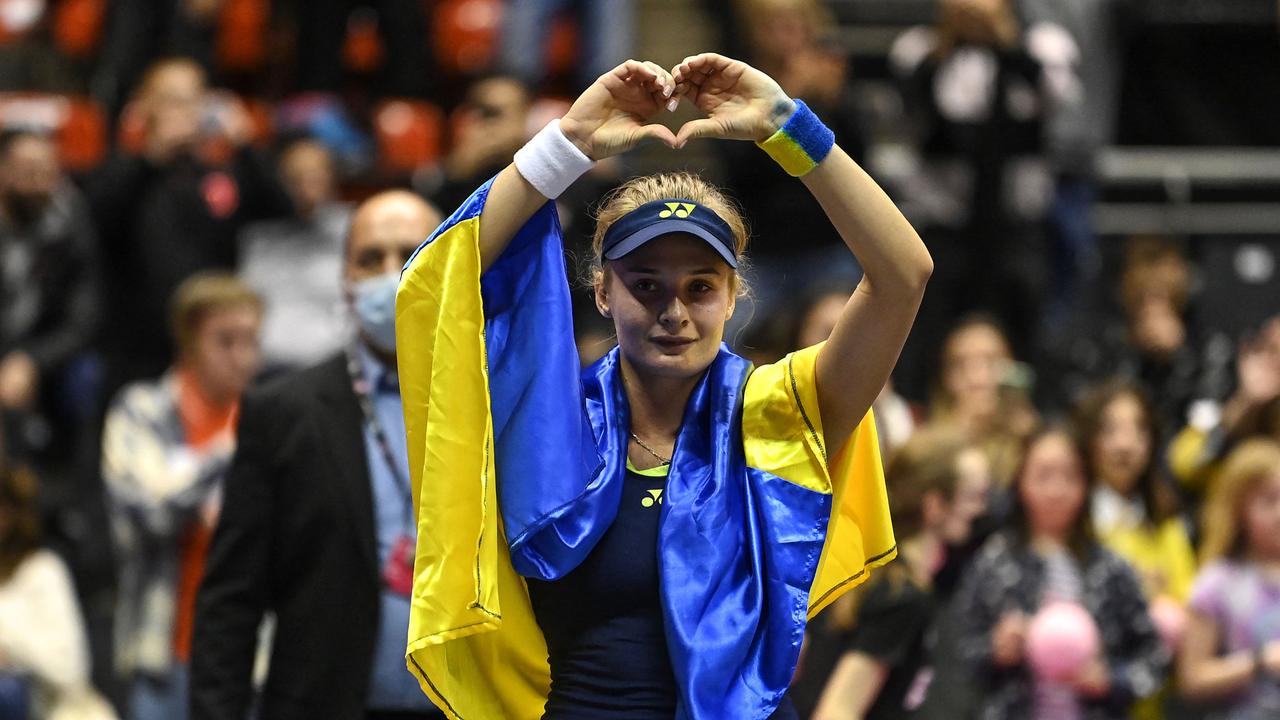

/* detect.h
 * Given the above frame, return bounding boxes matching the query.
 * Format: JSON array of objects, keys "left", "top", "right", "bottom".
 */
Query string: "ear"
[
  {"left": 725, "top": 286, "right": 737, "bottom": 320},
  {"left": 594, "top": 277, "right": 611, "bottom": 319}
]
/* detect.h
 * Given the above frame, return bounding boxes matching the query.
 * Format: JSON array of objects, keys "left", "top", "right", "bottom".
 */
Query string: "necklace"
[{"left": 629, "top": 432, "right": 672, "bottom": 465}]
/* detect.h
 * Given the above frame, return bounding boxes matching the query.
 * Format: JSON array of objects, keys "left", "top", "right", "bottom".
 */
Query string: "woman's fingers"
[
  {"left": 674, "top": 118, "right": 721, "bottom": 148},
  {"left": 673, "top": 52, "right": 733, "bottom": 83},
  {"left": 642, "top": 61, "right": 679, "bottom": 112},
  {"left": 601, "top": 59, "right": 677, "bottom": 114},
  {"left": 634, "top": 122, "right": 678, "bottom": 149}
]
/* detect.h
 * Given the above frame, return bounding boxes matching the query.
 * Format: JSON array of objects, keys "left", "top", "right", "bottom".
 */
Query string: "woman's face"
[
  {"left": 941, "top": 324, "right": 1010, "bottom": 425},
  {"left": 939, "top": 447, "right": 993, "bottom": 544},
  {"left": 1092, "top": 393, "right": 1152, "bottom": 497},
  {"left": 598, "top": 234, "right": 735, "bottom": 381},
  {"left": 1019, "top": 433, "right": 1087, "bottom": 541},
  {"left": 1244, "top": 473, "right": 1280, "bottom": 560}
]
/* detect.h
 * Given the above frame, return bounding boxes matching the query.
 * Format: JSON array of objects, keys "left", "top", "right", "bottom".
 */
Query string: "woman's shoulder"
[
  {"left": 7, "top": 548, "right": 74, "bottom": 590},
  {"left": 1190, "top": 559, "right": 1244, "bottom": 591}
]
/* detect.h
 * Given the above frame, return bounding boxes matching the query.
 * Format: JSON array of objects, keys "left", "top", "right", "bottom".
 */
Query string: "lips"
[{"left": 651, "top": 335, "right": 695, "bottom": 350}]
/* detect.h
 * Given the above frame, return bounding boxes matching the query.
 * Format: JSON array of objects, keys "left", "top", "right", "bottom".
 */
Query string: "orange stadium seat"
[
  {"left": 343, "top": 9, "right": 385, "bottom": 73},
  {"left": 373, "top": 98, "right": 444, "bottom": 173},
  {"left": 0, "top": 93, "right": 107, "bottom": 172},
  {"left": 545, "top": 13, "right": 578, "bottom": 78},
  {"left": 217, "top": 0, "right": 269, "bottom": 72},
  {"left": 52, "top": 0, "right": 106, "bottom": 58},
  {"left": 432, "top": 0, "right": 501, "bottom": 75}
]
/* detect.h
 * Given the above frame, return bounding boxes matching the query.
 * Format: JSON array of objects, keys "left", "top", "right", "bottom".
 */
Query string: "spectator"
[
  {"left": 1077, "top": 380, "right": 1195, "bottom": 603},
  {"left": 718, "top": 0, "right": 869, "bottom": 339},
  {"left": 1169, "top": 315, "right": 1280, "bottom": 495},
  {"left": 102, "top": 273, "right": 264, "bottom": 720},
  {"left": 888, "top": 0, "right": 1062, "bottom": 394},
  {"left": 0, "top": 129, "right": 102, "bottom": 460},
  {"left": 951, "top": 427, "right": 1168, "bottom": 719},
  {"left": 88, "top": 57, "right": 290, "bottom": 394},
  {"left": 420, "top": 75, "right": 535, "bottom": 214},
  {"left": 0, "top": 464, "right": 116, "bottom": 719},
  {"left": 1077, "top": 379, "right": 1196, "bottom": 719},
  {"left": 808, "top": 428, "right": 992, "bottom": 720},
  {"left": 1180, "top": 439, "right": 1280, "bottom": 718},
  {"left": 927, "top": 314, "right": 1037, "bottom": 485},
  {"left": 239, "top": 137, "right": 352, "bottom": 370},
  {"left": 1049, "top": 236, "right": 1209, "bottom": 430},
  {"left": 192, "top": 191, "right": 444, "bottom": 720}
]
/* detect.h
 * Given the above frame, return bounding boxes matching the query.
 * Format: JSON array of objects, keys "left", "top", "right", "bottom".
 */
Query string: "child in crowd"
[
  {"left": 1179, "top": 439, "right": 1280, "bottom": 719},
  {"left": 928, "top": 314, "right": 1038, "bottom": 485},
  {"left": 810, "top": 428, "right": 992, "bottom": 720},
  {"left": 1077, "top": 380, "right": 1196, "bottom": 719},
  {"left": 952, "top": 427, "right": 1168, "bottom": 719},
  {"left": 102, "top": 273, "right": 263, "bottom": 720},
  {"left": 1078, "top": 380, "right": 1196, "bottom": 602}
]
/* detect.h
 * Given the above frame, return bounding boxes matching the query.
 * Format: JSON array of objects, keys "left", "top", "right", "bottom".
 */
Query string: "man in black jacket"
[
  {"left": 0, "top": 129, "right": 101, "bottom": 461},
  {"left": 88, "top": 57, "right": 291, "bottom": 395},
  {"left": 191, "top": 190, "right": 444, "bottom": 720}
]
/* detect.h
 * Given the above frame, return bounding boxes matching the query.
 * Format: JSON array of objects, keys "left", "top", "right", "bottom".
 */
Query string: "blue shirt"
[{"left": 356, "top": 346, "right": 433, "bottom": 712}]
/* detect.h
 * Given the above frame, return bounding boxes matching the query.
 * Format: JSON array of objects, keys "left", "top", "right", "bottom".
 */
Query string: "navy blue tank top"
[{"left": 526, "top": 468, "right": 799, "bottom": 719}]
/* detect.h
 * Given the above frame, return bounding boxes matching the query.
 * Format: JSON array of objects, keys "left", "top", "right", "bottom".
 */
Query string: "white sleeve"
[{"left": 0, "top": 551, "right": 91, "bottom": 693}]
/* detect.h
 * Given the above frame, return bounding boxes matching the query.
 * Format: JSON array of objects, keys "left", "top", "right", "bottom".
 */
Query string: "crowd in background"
[{"left": 1, "top": 0, "right": 1279, "bottom": 718}]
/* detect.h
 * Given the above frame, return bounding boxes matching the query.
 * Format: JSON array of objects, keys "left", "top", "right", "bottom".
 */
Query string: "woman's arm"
[
  {"left": 803, "top": 148, "right": 933, "bottom": 453},
  {"left": 477, "top": 60, "right": 678, "bottom": 272},
  {"left": 811, "top": 652, "right": 890, "bottom": 720},
  {"left": 672, "top": 53, "right": 932, "bottom": 456},
  {"left": 1178, "top": 610, "right": 1259, "bottom": 699}
]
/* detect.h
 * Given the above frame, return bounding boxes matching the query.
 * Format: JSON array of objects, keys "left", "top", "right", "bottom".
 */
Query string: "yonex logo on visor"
[
  {"left": 659, "top": 202, "right": 696, "bottom": 218},
  {"left": 601, "top": 198, "right": 739, "bottom": 268}
]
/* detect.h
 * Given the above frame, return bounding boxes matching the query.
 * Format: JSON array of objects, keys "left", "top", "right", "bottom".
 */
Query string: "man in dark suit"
[{"left": 191, "top": 190, "right": 444, "bottom": 720}]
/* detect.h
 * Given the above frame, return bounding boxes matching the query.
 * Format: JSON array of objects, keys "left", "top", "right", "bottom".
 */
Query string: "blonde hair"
[
  {"left": 170, "top": 272, "right": 264, "bottom": 357},
  {"left": 590, "top": 173, "right": 750, "bottom": 292},
  {"left": 1200, "top": 438, "right": 1280, "bottom": 563}
]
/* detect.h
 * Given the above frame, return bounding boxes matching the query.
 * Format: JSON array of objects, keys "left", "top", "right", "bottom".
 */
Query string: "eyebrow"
[{"left": 624, "top": 266, "right": 723, "bottom": 276}]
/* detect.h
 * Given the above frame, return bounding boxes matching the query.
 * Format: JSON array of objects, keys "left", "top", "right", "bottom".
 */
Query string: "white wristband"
[{"left": 513, "top": 120, "right": 594, "bottom": 200}]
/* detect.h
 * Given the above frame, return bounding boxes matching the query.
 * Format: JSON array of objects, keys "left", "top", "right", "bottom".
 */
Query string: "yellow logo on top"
[{"left": 659, "top": 202, "right": 696, "bottom": 219}]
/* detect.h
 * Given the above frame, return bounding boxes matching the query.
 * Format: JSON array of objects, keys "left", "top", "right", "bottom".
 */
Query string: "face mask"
[{"left": 351, "top": 272, "right": 399, "bottom": 354}]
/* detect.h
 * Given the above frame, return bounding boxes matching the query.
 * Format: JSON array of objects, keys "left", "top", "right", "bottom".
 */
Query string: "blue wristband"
[{"left": 755, "top": 100, "right": 835, "bottom": 177}]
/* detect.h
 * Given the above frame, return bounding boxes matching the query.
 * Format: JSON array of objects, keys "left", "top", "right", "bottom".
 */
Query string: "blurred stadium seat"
[
  {"left": 0, "top": 93, "right": 106, "bottom": 172},
  {"left": 432, "top": 0, "right": 501, "bottom": 75},
  {"left": 373, "top": 98, "right": 444, "bottom": 173},
  {"left": 217, "top": 0, "right": 270, "bottom": 72},
  {"left": 343, "top": 7, "right": 385, "bottom": 74},
  {"left": 52, "top": 0, "right": 106, "bottom": 58}
]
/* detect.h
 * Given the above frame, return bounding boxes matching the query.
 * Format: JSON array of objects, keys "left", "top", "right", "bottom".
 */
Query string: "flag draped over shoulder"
[{"left": 396, "top": 178, "right": 896, "bottom": 720}]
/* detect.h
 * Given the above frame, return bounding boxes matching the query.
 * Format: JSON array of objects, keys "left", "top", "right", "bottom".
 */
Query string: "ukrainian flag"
[{"left": 396, "top": 178, "right": 895, "bottom": 720}]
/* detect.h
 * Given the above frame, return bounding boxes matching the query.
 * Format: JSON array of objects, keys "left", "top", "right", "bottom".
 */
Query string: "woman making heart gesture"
[{"left": 397, "top": 53, "right": 932, "bottom": 720}]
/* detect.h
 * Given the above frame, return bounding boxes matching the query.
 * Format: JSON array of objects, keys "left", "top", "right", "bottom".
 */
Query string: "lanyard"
[{"left": 344, "top": 345, "right": 414, "bottom": 530}]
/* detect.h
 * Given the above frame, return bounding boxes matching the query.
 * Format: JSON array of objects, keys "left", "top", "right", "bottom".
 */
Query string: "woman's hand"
[
  {"left": 559, "top": 60, "right": 678, "bottom": 160},
  {"left": 991, "top": 612, "right": 1028, "bottom": 668},
  {"left": 670, "top": 53, "right": 796, "bottom": 147},
  {"left": 1070, "top": 657, "right": 1112, "bottom": 698}
]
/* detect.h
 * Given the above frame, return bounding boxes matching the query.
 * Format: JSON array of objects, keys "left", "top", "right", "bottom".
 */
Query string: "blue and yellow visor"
[{"left": 601, "top": 199, "right": 739, "bottom": 269}]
